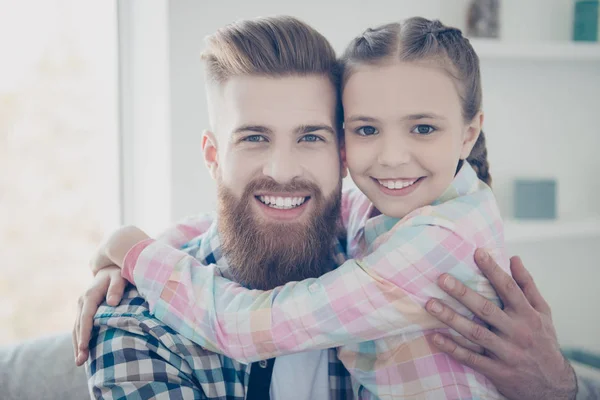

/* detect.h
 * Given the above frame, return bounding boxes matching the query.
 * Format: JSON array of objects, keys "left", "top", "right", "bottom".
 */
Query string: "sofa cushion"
[{"left": 0, "top": 332, "right": 89, "bottom": 400}]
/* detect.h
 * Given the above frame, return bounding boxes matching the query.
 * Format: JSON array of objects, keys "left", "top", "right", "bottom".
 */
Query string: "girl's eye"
[
  {"left": 355, "top": 126, "right": 378, "bottom": 136},
  {"left": 300, "top": 134, "right": 323, "bottom": 143},
  {"left": 411, "top": 125, "right": 436, "bottom": 135},
  {"left": 243, "top": 135, "right": 266, "bottom": 142}
]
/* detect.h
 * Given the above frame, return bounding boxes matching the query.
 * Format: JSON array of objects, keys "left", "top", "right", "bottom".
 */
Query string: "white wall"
[{"left": 161, "top": 0, "right": 600, "bottom": 351}]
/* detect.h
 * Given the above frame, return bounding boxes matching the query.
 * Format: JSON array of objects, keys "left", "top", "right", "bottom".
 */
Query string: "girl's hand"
[
  {"left": 73, "top": 266, "right": 127, "bottom": 366},
  {"left": 90, "top": 225, "right": 150, "bottom": 275}
]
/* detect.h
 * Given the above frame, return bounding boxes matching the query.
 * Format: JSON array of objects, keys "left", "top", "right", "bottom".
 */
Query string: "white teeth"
[
  {"left": 377, "top": 179, "right": 418, "bottom": 190},
  {"left": 258, "top": 196, "right": 307, "bottom": 209}
]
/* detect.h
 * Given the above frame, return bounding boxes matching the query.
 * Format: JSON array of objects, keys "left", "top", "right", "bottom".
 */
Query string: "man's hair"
[
  {"left": 202, "top": 16, "right": 342, "bottom": 133},
  {"left": 202, "top": 16, "right": 339, "bottom": 86}
]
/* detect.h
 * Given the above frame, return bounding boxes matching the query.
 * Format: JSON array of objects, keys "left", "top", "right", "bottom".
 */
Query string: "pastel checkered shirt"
[
  {"left": 122, "top": 163, "right": 509, "bottom": 399},
  {"left": 86, "top": 215, "right": 353, "bottom": 399}
]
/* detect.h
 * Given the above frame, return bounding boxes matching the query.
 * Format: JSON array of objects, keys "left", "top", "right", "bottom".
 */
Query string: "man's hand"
[
  {"left": 425, "top": 249, "right": 577, "bottom": 400},
  {"left": 73, "top": 266, "right": 127, "bottom": 366},
  {"left": 90, "top": 225, "right": 150, "bottom": 275}
]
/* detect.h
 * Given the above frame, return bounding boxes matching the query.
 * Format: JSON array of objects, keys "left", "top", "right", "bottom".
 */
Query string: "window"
[{"left": 0, "top": 0, "right": 119, "bottom": 344}]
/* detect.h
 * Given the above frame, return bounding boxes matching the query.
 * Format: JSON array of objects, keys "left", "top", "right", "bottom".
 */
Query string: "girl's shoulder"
[{"left": 390, "top": 186, "right": 504, "bottom": 249}]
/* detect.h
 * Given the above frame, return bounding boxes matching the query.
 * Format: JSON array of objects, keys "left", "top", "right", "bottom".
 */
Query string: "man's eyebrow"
[
  {"left": 232, "top": 125, "right": 273, "bottom": 135},
  {"left": 401, "top": 113, "right": 447, "bottom": 121},
  {"left": 295, "top": 124, "right": 336, "bottom": 136}
]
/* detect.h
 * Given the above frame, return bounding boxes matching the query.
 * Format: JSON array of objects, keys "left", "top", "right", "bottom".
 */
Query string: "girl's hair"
[{"left": 339, "top": 17, "right": 491, "bottom": 186}]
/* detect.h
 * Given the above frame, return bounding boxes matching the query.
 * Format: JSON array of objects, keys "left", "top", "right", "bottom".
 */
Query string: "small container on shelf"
[
  {"left": 513, "top": 178, "right": 557, "bottom": 220},
  {"left": 466, "top": 0, "right": 500, "bottom": 39},
  {"left": 573, "top": 0, "right": 599, "bottom": 42}
]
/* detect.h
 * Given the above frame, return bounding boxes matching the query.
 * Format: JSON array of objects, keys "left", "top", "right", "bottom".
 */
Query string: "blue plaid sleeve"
[{"left": 86, "top": 286, "right": 249, "bottom": 400}]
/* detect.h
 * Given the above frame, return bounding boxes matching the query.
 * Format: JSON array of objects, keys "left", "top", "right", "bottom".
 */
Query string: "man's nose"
[
  {"left": 262, "top": 148, "right": 303, "bottom": 184},
  {"left": 377, "top": 134, "right": 411, "bottom": 168}
]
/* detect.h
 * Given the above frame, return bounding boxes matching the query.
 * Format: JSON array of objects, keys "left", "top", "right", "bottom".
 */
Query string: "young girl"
[{"left": 91, "top": 17, "right": 507, "bottom": 399}]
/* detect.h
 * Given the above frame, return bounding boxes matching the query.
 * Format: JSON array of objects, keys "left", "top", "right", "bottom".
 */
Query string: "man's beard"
[{"left": 218, "top": 177, "right": 342, "bottom": 290}]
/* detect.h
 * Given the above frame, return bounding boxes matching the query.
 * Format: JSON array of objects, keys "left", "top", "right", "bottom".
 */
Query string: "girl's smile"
[{"left": 372, "top": 176, "right": 426, "bottom": 197}]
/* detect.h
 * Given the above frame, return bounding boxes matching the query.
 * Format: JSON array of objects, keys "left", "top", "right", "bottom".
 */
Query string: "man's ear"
[
  {"left": 460, "top": 111, "right": 484, "bottom": 159},
  {"left": 340, "top": 142, "right": 348, "bottom": 179},
  {"left": 202, "top": 130, "right": 219, "bottom": 180}
]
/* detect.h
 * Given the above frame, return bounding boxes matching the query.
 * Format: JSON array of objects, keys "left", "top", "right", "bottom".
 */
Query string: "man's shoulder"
[
  {"left": 92, "top": 286, "right": 181, "bottom": 341},
  {"left": 157, "top": 212, "right": 217, "bottom": 250},
  {"left": 89, "top": 285, "right": 238, "bottom": 373},
  {"left": 87, "top": 286, "right": 248, "bottom": 399}
]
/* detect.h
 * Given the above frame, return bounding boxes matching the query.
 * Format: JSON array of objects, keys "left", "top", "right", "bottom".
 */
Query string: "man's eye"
[
  {"left": 411, "top": 125, "right": 435, "bottom": 135},
  {"left": 355, "top": 126, "right": 378, "bottom": 136},
  {"left": 243, "top": 135, "right": 266, "bottom": 142},
  {"left": 299, "top": 134, "right": 323, "bottom": 143}
]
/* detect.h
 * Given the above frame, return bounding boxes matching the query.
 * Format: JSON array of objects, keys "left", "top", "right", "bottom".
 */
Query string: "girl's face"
[{"left": 342, "top": 61, "right": 482, "bottom": 219}]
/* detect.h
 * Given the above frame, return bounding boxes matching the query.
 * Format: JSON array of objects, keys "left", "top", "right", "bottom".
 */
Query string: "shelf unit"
[
  {"left": 504, "top": 216, "right": 600, "bottom": 244},
  {"left": 470, "top": 39, "right": 600, "bottom": 61}
]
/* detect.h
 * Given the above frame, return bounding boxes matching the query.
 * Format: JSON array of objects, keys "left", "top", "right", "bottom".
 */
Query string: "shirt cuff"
[{"left": 122, "top": 238, "right": 155, "bottom": 283}]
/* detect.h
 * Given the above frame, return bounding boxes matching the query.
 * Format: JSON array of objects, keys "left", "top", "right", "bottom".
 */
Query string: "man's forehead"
[
  {"left": 224, "top": 74, "right": 334, "bottom": 105},
  {"left": 213, "top": 74, "right": 337, "bottom": 134}
]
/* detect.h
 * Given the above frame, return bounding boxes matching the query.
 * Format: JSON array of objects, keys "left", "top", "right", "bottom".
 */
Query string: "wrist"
[
  {"left": 121, "top": 238, "right": 155, "bottom": 284},
  {"left": 551, "top": 357, "right": 577, "bottom": 400},
  {"left": 106, "top": 226, "right": 150, "bottom": 267}
]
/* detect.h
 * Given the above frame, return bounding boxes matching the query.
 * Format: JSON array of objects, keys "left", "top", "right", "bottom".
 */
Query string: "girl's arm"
[
  {"left": 94, "top": 214, "right": 215, "bottom": 273},
  {"left": 124, "top": 213, "right": 503, "bottom": 363}
]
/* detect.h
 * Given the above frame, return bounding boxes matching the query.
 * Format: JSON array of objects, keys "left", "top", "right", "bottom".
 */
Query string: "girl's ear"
[
  {"left": 202, "top": 130, "right": 219, "bottom": 180},
  {"left": 460, "top": 111, "right": 484, "bottom": 159}
]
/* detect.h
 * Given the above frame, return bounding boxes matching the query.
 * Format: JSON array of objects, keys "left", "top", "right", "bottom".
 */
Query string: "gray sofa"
[
  {"left": 0, "top": 333, "right": 89, "bottom": 400},
  {"left": 2, "top": 332, "right": 599, "bottom": 399}
]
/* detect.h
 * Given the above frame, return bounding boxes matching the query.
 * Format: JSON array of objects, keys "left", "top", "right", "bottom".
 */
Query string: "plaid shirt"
[
  {"left": 122, "top": 163, "right": 509, "bottom": 399},
  {"left": 86, "top": 214, "right": 353, "bottom": 399}
]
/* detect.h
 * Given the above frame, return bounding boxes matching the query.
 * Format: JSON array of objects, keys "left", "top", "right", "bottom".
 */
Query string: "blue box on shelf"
[
  {"left": 514, "top": 179, "right": 557, "bottom": 220},
  {"left": 573, "top": 0, "right": 599, "bottom": 42}
]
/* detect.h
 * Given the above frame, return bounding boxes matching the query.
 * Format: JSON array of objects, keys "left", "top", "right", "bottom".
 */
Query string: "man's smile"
[{"left": 253, "top": 193, "right": 312, "bottom": 221}]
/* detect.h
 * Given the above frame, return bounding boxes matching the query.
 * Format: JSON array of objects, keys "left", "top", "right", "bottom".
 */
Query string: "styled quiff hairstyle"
[
  {"left": 340, "top": 17, "right": 491, "bottom": 186},
  {"left": 201, "top": 16, "right": 342, "bottom": 132}
]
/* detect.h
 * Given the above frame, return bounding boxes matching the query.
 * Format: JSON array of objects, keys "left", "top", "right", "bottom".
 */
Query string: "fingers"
[
  {"left": 474, "top": 249, "right": 528, "bottom": 312},
  {"left": 72, "top": 299, "right": 82, "bottom": 365},
  {"left": 431, "top": 333, "right": 500, "bottom": 377},
  {"left": 425, "top": 298, "right": 513, "bottom": 363},
  {"left": 509, "top": 256, "right": 552, "bottom": 316},
  {"left": 451, "top": 335, "right": 485, "bottom": 355},
  {"left": 436, "top": 273, "right": 515, "bottom": 335},
  {"left": 75, "top": 274, "right": 111, "bottom": 365},
  {"left": 74, "top": 295, "right": 91, "bottom": 366},
  {"left": 106, "top": 269, "right": 127, "bottom": 306}
]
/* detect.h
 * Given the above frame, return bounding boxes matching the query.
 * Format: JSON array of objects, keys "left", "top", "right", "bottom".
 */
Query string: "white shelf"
[
  {"left": 504, "top": 216, "right": 600, "bottom": 244},
  {"left": 470, "top": 39, "right": 600, "bottom": 61}
]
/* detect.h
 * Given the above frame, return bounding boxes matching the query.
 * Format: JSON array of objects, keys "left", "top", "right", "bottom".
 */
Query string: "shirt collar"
[
  {"left": 431, "top": 162, "right": 483, "bottom": 206},
  {"left": 363, "top": 162, "right": 484, "bottom": 245}
]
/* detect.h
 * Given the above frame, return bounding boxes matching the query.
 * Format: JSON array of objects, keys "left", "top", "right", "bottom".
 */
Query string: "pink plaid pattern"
[{"left": 125, "top": 164, "right": 508, "bottom": 399}]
